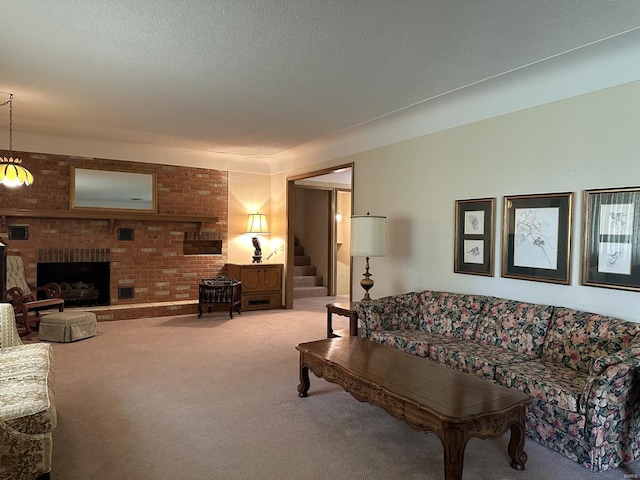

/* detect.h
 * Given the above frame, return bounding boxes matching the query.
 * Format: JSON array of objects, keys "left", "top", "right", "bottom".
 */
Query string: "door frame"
[{"left": 285, "top": 163, "right": 354, "bottom": 309}]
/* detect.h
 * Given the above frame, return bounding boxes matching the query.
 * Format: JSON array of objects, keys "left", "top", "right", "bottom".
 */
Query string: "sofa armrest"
[
  {"left": 355, "top": 298, "right": 392, "bottom": 339},
  {"left": 355, "top": 291, "right": 426, "bottom": 338},
  {"left": 590, "top": 345, "right": 640, "bottom": 376},
  {"left": 581, "top": 359, "right": 640, "bottom": 448}
]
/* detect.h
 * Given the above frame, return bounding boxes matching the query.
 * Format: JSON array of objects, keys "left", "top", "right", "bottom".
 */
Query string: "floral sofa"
[
  {"left": 355, "top": 290, "right": 640, "bottom": 472},
  {"left": 0, "top": 303, "right": 56, "bottom": 480}
]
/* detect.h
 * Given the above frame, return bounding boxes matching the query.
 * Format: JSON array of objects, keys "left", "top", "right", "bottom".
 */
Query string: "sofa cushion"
[
  {"left": 495, "top": 359, "right": 588, "bottom": 413},
  {"left": 428, "top": 341, "right": 535, "bottom": 381},
  {"left": 542, "top": 308, "right": 640, "bottom": 374},
  {"left": 0, "top": 343, "right": 56, "bottom": 435},
  {"left": 370, "top": 329, "right": 460, "bottom": 358},
  {"left": 419, "top": 291, "right": 486, "bottom": 340},
  {"left": 474, "top": 297, "right": 554, "bottom": 358}
]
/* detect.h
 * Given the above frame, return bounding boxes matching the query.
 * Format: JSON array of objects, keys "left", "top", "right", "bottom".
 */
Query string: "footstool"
[{"left": 38, "top": 311, "right": 97, "bottom": 343}]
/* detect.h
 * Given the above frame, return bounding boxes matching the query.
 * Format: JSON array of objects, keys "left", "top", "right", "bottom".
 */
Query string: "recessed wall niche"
[{"left": 183, "top": 232, "right": 223, "bottom": 255}]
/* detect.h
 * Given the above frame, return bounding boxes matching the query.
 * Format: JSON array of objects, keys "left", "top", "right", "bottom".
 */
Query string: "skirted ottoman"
[{"left": 38, "top": 311, "right": 97, "bottom": 343}]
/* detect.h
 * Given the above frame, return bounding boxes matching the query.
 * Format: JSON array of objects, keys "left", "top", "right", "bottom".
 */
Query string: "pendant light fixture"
[{"left": 0, "top": 93, "right": 33, "bottom": 187}]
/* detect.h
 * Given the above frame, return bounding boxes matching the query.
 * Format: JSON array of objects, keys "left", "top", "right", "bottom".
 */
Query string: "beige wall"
[
  {"left": 336, "top": 190, "right": 351, "bottom": 295},
  {"left": 227, "top": 172, "right": 273, "bottom": 265},
  {"left": 262, "top": 80, "right": 640, "bottom": 320},
  {"left": 341, "top": 80, "right": 640, "bottom": 321}
]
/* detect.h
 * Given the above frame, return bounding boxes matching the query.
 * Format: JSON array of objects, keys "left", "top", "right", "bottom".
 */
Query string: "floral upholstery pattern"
[
  {"left": 475, "top": 297, "right": 554, "bottom": 358},
  {"left": 356, "top": 290, "right": 640, "bottom": 472},
  {"left": 496, "top": 359, "right": 588, "bottom": 412},
  {"left": 430, "top": 341, "right": 535, "bottom": 381},
  {"left": 419, "top": 291, "right": 486, "bottom": 340},
  {"left": 526, "top": 399, "right": 591, "bottom": 465},
  {"left": 0, "top": 303, "right": 56, "bottom": 479},
  {"left": 542, "top": 307, "right": 640, "bottom": 373},
  {"left": 370, "top": 330, "right": 459, "bottom": 358},
  {"left": 356, "top": 291, "right": 427, "bottom": 338}
]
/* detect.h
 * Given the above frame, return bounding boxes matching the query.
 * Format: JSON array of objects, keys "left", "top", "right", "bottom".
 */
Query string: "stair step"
[
  {"left": 294, "top": 255, "right": 310, "bottom": 266},
  {"left": 294, "top": 275, "right": 323, "bottom": 287},
  {"left": 294, "top": 265, "right": 316, "bottom": 276},
  {"left": 294, "top": 246, "right": 305, "bottom": 256},
  {"left": 293, "top": 286, "right": 329, "bottom": 299}
]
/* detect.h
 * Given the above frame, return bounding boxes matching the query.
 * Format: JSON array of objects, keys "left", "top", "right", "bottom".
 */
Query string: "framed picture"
[
  {"left": 502, "top": 192, "right": 573, "bottom": 284},
  {"left": 454, "top": 198, "right": 495, "bottom": 276},
  {"left": 582, "top": 186, "right": 640, "bottom": 291}
]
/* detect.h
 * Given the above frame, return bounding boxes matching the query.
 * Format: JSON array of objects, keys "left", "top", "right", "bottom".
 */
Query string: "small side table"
[{"left": 326, "top": 302, "right": 358, "bottom": 338}]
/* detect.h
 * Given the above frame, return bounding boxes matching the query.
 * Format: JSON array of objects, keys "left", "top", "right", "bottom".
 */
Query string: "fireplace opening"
[{"left": 37, "top": 262, "right": 110, "bottom": 306}]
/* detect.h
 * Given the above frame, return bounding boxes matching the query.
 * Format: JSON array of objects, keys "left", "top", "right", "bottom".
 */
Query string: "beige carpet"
[{"left": 43, "top": 296, "right": 640, "bottom": 480}]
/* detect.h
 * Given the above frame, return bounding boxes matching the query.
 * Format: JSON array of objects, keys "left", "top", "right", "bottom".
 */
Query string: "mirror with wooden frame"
[{"left": 70, "top": 166, "right": 157, "bottom": 213}]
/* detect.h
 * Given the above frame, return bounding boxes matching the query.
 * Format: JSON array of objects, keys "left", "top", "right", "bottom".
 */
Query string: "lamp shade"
[
  {"left": 350, "top": 214, "right": 386, "bottom": 257},
  {"left": 0, "top": 157, "right": 34, "bottom": 187},
  {"left": 244, "top": 213, "right": 269, "bottom": 234}
]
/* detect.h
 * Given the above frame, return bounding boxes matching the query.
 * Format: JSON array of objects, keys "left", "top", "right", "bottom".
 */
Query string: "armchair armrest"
[
  {"left": 0, "top": 303, "right": 23, "bottom": 347},
  {"left": 5, "top": 287, "right": 26, "bottom": 307},
  {"left": 28, "top": 281, "right": 62, "bottom": 299},
  {"left": 0, "top": 416, "right": 53, "bottom": 478}
]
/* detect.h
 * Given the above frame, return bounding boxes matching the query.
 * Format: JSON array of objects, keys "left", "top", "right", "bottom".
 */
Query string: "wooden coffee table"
[{"left": 296, "top": 337, "right": 533, "bottom": 480}]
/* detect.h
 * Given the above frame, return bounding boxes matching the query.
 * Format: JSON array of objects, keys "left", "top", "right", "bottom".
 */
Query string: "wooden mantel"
[{"left": 0, "top": 209, "right": 218, "bottom": 234}]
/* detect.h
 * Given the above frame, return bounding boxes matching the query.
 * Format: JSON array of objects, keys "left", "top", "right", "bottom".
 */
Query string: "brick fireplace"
[
  {"left": 1, "top": 150, "right": 228, "bottom": 321},
  {"left": 37, "top": 248, "right": 110, "bottom": 307}
]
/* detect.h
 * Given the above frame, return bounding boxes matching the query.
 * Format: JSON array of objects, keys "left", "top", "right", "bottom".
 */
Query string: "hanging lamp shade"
[
  {"left": 0, "top": 157, "right": 34, "bottom": 187},
  {"left": 0, "top": 93, "right": 33, "bottom": 188}
]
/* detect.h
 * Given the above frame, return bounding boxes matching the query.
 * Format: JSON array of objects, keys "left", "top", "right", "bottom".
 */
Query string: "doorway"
[{"left": 285, "top": 165, "right": 353, "bottom": 308}]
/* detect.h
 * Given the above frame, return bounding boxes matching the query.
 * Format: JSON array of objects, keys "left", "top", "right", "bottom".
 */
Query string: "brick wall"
[{"left": 1, "top": 150, "right": 228, "bottom": 310}]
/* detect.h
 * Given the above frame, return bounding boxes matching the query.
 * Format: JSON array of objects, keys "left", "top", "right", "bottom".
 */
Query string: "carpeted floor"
[{"left": 42, "top": 296, "right": 639, "bottom": 480}]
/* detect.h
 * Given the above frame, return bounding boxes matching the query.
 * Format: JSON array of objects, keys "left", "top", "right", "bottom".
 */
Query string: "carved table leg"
[
  {"left": 508, "top": 418, "right": 528, "bottom": 470},
  {"left": 298, "top": 363, "right": 310, "bottom": 398},
  {"left": 326, "top": 309, "right": 334, "bottom": 338},
  {"left": 441, "top": 426, "right": 468, "bottom": 480}
]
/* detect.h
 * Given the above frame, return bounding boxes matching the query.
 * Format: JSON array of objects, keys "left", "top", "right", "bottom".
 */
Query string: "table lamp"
[
  {"left": 244, "top": 213, "right": 269, "bottom": 263},
  {"left": 350, "top": 212, "right": 386, "bottom": 301}
]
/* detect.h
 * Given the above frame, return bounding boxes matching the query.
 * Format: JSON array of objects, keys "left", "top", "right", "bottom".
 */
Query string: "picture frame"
[
  {"left": 502, "top": 192, "right": 573, "bottom": 284},
  {"left": 582, "top": 186, "right": 640, "bottom": 291},
  {"left": 454, "top": 197, "right": 495, "bottom": 276}
]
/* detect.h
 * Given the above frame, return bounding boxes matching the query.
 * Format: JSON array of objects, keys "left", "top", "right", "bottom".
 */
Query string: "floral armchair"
[{"left": 0, "top": 303, "right": 57, "bottom": 480}]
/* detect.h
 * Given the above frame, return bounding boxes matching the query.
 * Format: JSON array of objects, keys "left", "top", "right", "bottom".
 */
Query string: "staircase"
[{"left": 293, "top": 239, "right": 328, "bottom": 299}]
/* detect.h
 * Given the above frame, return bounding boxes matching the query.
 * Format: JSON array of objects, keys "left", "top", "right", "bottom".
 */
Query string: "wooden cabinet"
[{"left": 226, "top": 263, "right": 283, "bottom": 311}]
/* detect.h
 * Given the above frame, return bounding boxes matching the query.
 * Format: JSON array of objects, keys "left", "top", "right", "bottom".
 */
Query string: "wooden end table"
[
  {"left": 296, "top": 337, "right": 533, "bottom": 480},
  {"left": 325, "top": 302, "right": 358, "bottom": 338}
]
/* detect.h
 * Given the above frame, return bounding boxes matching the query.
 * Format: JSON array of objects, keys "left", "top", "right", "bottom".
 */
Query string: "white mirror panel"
[{"left": 70, "top": 166, "right": 157, "bottom": 212}]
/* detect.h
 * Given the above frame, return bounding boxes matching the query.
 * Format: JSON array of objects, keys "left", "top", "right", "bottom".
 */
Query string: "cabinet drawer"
[{"left": 242, "top": 292, "right": 281, "bottom": 311}]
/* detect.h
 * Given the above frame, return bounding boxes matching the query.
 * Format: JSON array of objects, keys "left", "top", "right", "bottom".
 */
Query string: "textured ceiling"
[{"left": 2, "top": 1, "right": 640, "bottom": 161}]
